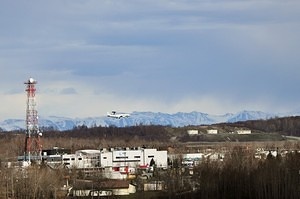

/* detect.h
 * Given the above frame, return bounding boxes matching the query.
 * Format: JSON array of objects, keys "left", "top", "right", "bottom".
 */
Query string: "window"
[
  {"left": 103, "top": 157, "right": 107, "bottom": 159},
  {"left": 148, "top": 155, "right": 154, "bottom": 158},
  {"left": 78, "top": 158, "right": 82, "bottom": 160},
  {"left": 116, "top": 156, "right": 128, "bottom": 159},
  {"left": 134, "top": 156, "right": 141, "bottom": 158}
]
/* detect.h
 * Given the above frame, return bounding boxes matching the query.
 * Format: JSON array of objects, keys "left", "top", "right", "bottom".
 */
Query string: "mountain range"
[{"left": 0, "top": 110, "right": 299, "bottom": 132}]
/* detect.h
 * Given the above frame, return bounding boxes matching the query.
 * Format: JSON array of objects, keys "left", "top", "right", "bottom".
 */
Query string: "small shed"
[
  {"left": 187, "top": 130, "right": 199, "bottom": 135},
  {"left": 143, "top": 181, "right": 166, "bottom": 191},
  {"left": 207, "top": 129, "right": 218, "bottom": 134},
  {"left": 70, "top": 179, "right": 136, "bottom": 197},
  {"left": 237, "top": 130, "right": 251, "bottom": 134}
]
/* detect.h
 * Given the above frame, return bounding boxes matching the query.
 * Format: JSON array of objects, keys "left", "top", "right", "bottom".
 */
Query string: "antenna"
[{"left": 24, "top": 77, "right": 42, "bottom": 164}]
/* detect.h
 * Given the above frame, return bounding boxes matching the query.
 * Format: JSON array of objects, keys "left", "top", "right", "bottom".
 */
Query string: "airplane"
[{"left": 107, "top": 111, "right": 130, "bottom": 119}]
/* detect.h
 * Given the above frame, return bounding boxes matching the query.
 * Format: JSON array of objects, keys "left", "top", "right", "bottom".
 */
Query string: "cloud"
[
  {"left": 60, "top": 88, "right": 77, "bottom": 95},
  {"left": 0, "top": 0, "right": 300, "bottom": 120}
]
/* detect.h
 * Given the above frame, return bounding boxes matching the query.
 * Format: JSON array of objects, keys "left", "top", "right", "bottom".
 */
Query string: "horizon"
[
  {"left": 1, "top": 109, "right": 299, "bottom": 132},
  {"left": 0, "top": 109, "right": 296, "bottom": 121}
]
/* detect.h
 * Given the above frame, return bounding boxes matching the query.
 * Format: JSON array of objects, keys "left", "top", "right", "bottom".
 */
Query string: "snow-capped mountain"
[
  {"left": 0, "top": 110, "right": 295, "bottom": 132},
  {"left": 226, "top": 110, "right": 274, "bottom": 123}
]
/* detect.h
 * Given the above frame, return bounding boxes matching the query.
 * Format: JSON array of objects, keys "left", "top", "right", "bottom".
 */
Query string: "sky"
[{"left": 0, "top": 0, "right": 300, "bottom": 120}]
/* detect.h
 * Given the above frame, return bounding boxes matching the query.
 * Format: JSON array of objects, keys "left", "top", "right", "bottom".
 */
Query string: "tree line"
[
  {"left": 221, "top": 116, "right": 300, "bottom": 136},
  {"left": 156, "top": 147, "right": 300, "bottom": 199}
]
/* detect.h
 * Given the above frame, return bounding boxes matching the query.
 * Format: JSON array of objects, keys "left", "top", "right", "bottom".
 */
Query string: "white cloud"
[{"left": 0, "top": 1, "right": 300, "bottom": 120}]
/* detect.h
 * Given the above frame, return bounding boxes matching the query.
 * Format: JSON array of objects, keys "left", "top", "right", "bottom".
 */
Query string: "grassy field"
[
  {"left": 179, "top": 132, "right": 285, "bottom": 143},
  {"left": 206, "top": 133, "right": 284, "bottom": 142}
]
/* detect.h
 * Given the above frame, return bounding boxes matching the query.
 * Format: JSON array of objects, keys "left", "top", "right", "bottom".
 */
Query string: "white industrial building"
[
  {"left": 63, "top": 150, "right": 100, "bottom": 168},
  {"left": 44, "top": 147, "right": 168, "bottom": 172},
  {"left": 45, "top": 149, "right": 100, "bottom": 169},
  {"left": 99, "top": 147, "right": 168, "bottom": 169},
  {"left": 182, "top": 153, "right": 203, "bottom": 167}
]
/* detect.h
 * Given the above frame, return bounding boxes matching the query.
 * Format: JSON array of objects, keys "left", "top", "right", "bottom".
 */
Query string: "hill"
[{"left": 37, "top": 116, "right": 300, "bottom": 145}]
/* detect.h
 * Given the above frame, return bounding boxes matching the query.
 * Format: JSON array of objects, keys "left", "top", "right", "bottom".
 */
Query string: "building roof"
[
  {"left": 73, "top": 179, "right": 130, "bottom": 190},
  {"left": 76, "top": 149, "right": 100, "bottom": 154}
]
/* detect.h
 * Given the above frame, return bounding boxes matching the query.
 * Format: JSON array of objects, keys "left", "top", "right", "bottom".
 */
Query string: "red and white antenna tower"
[{"left": 24, "top": 77, "right": 42, "bottom": 163}]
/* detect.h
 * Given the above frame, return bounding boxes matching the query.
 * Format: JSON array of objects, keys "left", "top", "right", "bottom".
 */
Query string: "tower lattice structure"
[{"left": 24, "top": 77, "right": 42, "bottom": 162}]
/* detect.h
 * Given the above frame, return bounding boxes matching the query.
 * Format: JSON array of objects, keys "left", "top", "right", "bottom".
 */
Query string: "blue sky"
[{"left": 0, "top": 0, "right": 300, "bottom": 120}]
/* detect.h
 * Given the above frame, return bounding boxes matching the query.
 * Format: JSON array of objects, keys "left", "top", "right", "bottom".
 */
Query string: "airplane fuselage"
[{"left": 107, "top": 111, "right": 130, "bottom": 119}]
